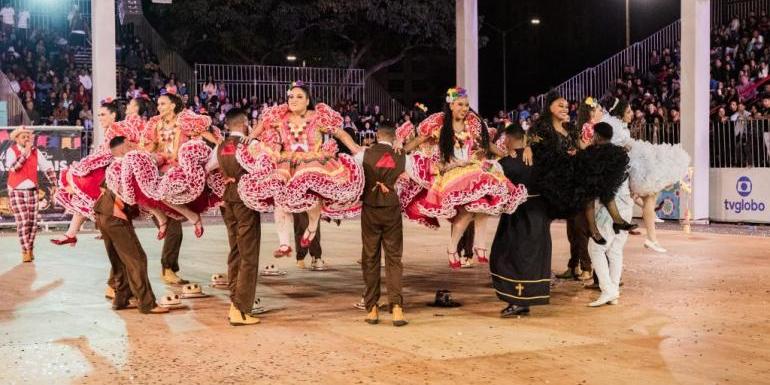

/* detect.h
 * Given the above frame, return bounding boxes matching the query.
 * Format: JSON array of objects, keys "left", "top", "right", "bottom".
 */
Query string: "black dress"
[{"left": 490, "top": 151, "right": 552, "bottom": 306}]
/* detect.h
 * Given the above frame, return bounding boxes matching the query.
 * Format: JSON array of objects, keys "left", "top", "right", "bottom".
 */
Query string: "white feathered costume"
[{"left": 602, "top": 114, "right": 690, "bottom": 196}]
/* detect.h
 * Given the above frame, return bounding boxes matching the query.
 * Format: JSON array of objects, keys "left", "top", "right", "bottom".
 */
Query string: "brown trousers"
[
  {"left": 222, "top": 200, "right": 261, "bottom": 314},
  {"left": 160, "top": 218, "right": 183, "bottom": 272},
  {"left": 566, "top": 213, "right": 592, "bottom": 271},
  {"left": 361, "top": 205, "right": 403, "bottom": 311},
  {"left": 293, "top": 212, "right": 321, "bottom": 260},
  {"left": 96, "top": 213, "right": 157, "bottom": 313}
]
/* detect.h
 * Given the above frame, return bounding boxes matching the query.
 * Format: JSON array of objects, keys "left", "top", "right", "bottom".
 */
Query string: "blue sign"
[{"left": 0, "top": 101, "right": 7, "bottom": 126}]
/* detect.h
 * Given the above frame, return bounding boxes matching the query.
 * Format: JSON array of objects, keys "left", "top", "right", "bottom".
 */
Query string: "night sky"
[{"left": 477, "top": 0, "right": 680, "bottom": 114}]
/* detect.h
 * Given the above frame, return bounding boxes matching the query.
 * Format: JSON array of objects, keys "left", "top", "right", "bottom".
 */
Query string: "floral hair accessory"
[
  {"left": 584, "top": 96, "right": 599, "bottom": 109},
  {"left": 414, "top": 102, "right": 428, "bottom": 112},
  {"left": 100, "top": 97, "right": 114, "bottom": 105},
  {"left": 445, "top": 87, "right": 468, "bottom": 103},
  {"left": 287, "top": 80, "right": 305, "bottom": 96},
  {"left": 160, "top": 87, "right": 177, "bottom": 96}
]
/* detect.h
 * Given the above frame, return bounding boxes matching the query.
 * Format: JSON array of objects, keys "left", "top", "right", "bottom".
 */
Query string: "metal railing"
[
  {"left": 712, "top": 0, "right": 770, "bottom": 27},
  {"left": 0, "top": 69, "right": 29, "bottom": 126},
  {"left": 194, "top": 63, "right": 405, "bottom": 120},
  {"left": 710, "top": 118, "right": 770, "bottom": 168},
  {"left": 630, "top": 121, "right": 682, "bottom": 145},
  {"left": 536, "top": 20, "right": 681, "bottom": 108},
  {"left": 127, "top": 14, "right": 194, "bottom": 87}
]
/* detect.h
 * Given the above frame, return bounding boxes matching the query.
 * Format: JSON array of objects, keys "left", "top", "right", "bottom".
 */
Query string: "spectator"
[
  {"left": 0, "top": 5, "right": 13, "bottom": 34},
  {"left": 25, "top": 100, "right": 40, "bottom": 124}
]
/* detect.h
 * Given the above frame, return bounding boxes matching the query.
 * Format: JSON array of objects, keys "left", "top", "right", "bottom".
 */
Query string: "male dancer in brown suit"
[
  {"left": 218, "top": 108, "right": 261, "bottom": 326},
  {"left": 356, "top": 124, "right": 407, "bottom": 326},
  {"left": 96, "top": 136, "right": 167, "bottom": 314}
]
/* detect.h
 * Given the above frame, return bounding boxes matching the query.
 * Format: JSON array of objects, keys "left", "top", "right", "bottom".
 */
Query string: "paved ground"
[{"left": 0, "top": 219, "right": 768, "bottom": 385}]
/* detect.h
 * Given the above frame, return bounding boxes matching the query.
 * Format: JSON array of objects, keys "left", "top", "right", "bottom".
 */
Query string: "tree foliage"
[{"left": 144, "top": 0, "right": 455, "bottom": 79}]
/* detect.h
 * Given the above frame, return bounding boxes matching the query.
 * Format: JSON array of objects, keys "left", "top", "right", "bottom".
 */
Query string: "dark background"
[{"left": 476, "top": 0, "right": 681, "bottom": 114}]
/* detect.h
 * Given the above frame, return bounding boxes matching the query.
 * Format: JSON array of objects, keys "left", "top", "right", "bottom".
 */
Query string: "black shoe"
[
  {"left": 613, "top": 221, "right": 639, "bottom": 234},
  {"left": 590, "top": 233, "right": 607, "bottom": 245},
  {"left": 501, "top": 304, "right": 530, "bottom": 318}
]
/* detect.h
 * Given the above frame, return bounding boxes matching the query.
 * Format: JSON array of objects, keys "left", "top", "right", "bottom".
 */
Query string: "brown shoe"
[
  {"left": 22, "top": 251, "right": 32, "bottom": 263},
  {"left": 228, "top": 303, "right": 260, "bottom": 326},
  {"left": 104, "top": 286, "right": 115, "bottom": 300},
  {"left": 391, "top": 305, "right": 408, "bottom": 327},
  {"left": 162, "top": 268, "right": 189, "bottom": 285},
  {"left": 365, "top": 306, "right": 379, "bottom": 325},
  {"left": 149, "top": 306, "right": 170, "bottom": 314},
  {"left": 577, "top": 270, "right": 593, "bottom": 281}
]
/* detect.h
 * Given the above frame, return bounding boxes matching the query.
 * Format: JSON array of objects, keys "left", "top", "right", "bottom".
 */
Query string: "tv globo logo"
[{"left": 724, "top": 176, "right": 765, "bottom": 214}]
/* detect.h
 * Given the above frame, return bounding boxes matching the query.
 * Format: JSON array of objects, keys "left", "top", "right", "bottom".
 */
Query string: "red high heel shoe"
[
  {"left": 273, "top": 244, "right": 293, "bottom": 258},
  {"left": 51, "top": 235, "right": 77, "bottom": 246},
  {"left": 193, "top": 218, "right": 204, "bottom": 238},
  {"left": 447, "top": 251, "right": 461, "bottom": 270},
  {"left": 474, "top": 247, "right": 489, "bottom": 264},
  {"left": 157, "top": 221, "right": 168, "bottom": 240},
  {"left": 300, "top": 230, "right": 317, "bottom": 249}
]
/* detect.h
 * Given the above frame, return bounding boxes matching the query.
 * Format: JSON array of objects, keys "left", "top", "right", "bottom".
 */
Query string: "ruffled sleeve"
[
  {"left": 395, "top": 121, "right": 415, "bottom": 146},
  {"left": 177, "top": 110, "right": 212, "bottom": 139},
  {"left": 417, "top": 112, "right": 444, "bottom": 138},
  {"left": 313, "top": 103, "right": 343, "bottom": 135},
  {"left": 142, "top": 115, "right": 161, "bottom": 145}
]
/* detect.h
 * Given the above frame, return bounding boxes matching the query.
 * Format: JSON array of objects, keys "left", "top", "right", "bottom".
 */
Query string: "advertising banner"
[{"left": 709, "top": 168, "right": 770, "bottom": 223}]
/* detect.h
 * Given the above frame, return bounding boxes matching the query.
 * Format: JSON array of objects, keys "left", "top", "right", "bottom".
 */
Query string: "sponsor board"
[{"left": 709, "top": 168, "right": 770, "bottom": 223}]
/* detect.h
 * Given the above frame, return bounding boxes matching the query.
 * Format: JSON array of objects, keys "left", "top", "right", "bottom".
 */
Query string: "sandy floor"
[{"left": 0, "top": 219, "right": 768, "bottom": 385}]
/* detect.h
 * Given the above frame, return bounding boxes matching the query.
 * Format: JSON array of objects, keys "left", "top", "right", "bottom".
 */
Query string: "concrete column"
[
  {"left": 456, "top": 0, "right": 478, "bottom": 112},
  {"left": 91, "top": 0, "right": 117, "bottom": 149},
  {"left": 680, "top": 0, "right": 710, "bottom": 222}
]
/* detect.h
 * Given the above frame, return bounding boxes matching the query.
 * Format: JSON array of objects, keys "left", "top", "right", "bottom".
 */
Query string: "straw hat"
[{"left": 9, "top": 126, "right": 32, "bottom": 141}]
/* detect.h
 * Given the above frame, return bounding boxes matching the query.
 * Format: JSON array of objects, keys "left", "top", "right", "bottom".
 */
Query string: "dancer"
[
  {"left": 217, "top": 109, "right": 261, "bottom": 325},
  {"left": 116, "top": 91, "right": 220, "bottom": 284},
  {"left": 490, "top": 123, "right": 551, "bottom": 317},
  {"left": 574, "top": 97, "right": 637, "bottom": 246},
  {"left": 97, "top": 135, "right": 167, "bottom": 314},
  {"left": 585, "top": 123, "right": 632, "bottom": 307},
  {"left": 357, "top": 124, "right": 407, "bottom": 326},
  {"left": 244, "top": 81, "right": 362, "bottom": 258},
  {"left": 402, "top": 87, "right": 527, "bottom": 269},
  {"left": 4, "top": 127, "right": 56, "bottom": 262},
  {"left": 602, "top": 98, "right": 690, "bottom": 253},
  {"left": 53, "top": 97, "right": 149, "bottom": 246}
]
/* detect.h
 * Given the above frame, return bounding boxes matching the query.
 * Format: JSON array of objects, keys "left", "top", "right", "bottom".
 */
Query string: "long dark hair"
[
  {"left": 132, "top": 96, "right": 150, "bottom": 116},
  {"left": 101, "top": 99, "right": 123, "bottom": 121},
  {"left": 575, "top": 97, "right": 597, "bottom": 131},
  {"left": 534, "top": 90, "right": 566, "bottom": 132},
  {"left": 604, "top": 97, "right": 629, "bottom": 119},
  {"left": 164, "top": 93, "right": 185, "bottom": 114},
  {"left": 438, "top": 103, "right": 491, "bottom": 163}
]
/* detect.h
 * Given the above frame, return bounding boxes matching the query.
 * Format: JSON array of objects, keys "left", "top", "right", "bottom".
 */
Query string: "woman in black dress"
[{"left": 490, "top": 123, "right": 552, "bottom": 317}]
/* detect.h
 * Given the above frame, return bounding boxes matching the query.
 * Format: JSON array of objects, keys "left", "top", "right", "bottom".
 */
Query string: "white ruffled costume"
[{"left": 602, "top": 115, "right": 690, "bottom": 196}]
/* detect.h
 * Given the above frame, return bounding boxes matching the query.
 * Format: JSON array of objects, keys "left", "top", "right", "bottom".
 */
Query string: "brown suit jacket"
[
  {"left": 217, "top": 136, "right": 246, "bottom": 203},
  {"left": 361, "top": 143, "right": 405, "bottom": 208}
]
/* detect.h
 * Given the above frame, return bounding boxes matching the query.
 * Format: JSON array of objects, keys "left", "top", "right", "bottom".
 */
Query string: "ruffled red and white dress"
[
  {"left": 55, "top": 115, "right": 147, "bottom": 220},
  {"left": 241, "top": 103, "right": 364, "bottom": 218},
  {"left": 399, "top": 112, "right": 528, "bottom": 227},
  {"left": 111, "top": 111, "right": 221, "bottom": 219}
]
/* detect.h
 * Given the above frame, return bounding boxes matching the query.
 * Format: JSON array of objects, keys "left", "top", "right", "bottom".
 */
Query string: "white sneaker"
[
  {"left": 311, "top": 257, "right": 327, "bottom": 271},
  {"left": 460, "top": 257, "right": 474, "bottom": 269},
  {"left": 588, "top": 293, "right": 619, "bottom": 307},
  {"left": 644, "top": 239, "right": 667, "bottom": 253},
  {"left": 353, "top": 298, "right": 366, "bottom": 310},
  {"left": 654, "top": 216, "right": 665, "bottom": 223}
]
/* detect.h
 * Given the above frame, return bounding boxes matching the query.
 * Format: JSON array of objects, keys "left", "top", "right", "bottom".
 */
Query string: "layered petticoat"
[
  {"left": 603, "top": 115, "right": 690, "bottom": 196},
  {"left": 108, "top": 139, "right": 219, "bottom": 219},
  {"left": 54, "top": 150, "right": 112, "bottom": 220},
  {"left": 399, "top": 151, "right": 528, "bottom": 228},
  {"left": 239, "top": 103, "right": 365, "bottom": 219}
]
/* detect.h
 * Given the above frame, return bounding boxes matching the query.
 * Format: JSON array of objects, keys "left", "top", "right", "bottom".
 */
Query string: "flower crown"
[
  {"left": 414, "top": 102, "right": 428, "bottom": 112},
  {"left": 287, "top": 80, "right": 305, "bottom": 96},
  {"left": 159, "top": 86, "right": 177, "bottom": 96},
  {"left": 100, "top": 97, "right": 115, "bottom": 105},
  {"left": 584, "top": 96, "right": 599, "bottom": 109},
  {"left": 446, "top": 87, "right": 468, "bottom": 103}
]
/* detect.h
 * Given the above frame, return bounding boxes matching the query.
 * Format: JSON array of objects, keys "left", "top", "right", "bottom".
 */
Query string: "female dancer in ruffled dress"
[
  {"left": 602, "top": 98, "right": 690, "bottom": 252},
  {"left": 244, "top": 81, "right": 363, "bottom": 257},
  {"left": 52, "top": 97, "right": 150, "bottom": 246},
  {"left": 116, "top": 91, "right": 221, "bottom": 239},
  {"left": 402, "top": 87, "right": 528, "bottom": 269}
]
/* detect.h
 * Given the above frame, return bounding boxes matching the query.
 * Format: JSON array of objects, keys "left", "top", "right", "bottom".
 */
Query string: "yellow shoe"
[
  {"left": 365, "top": 306, "right": 379, "bottom": 325},
  {"left": 162, "top": 268, "right": 189, "bottom": 285},
  {"left": 296, "top": 260, "right": 306, "bottom": 269},
  {"left": 391, "top": 305, "right": 408, "bottom": 327},
  {"left": 104, "top": 286, "right": 115, "bottom": 300},
  {"left": 228, "top": 303, "right": 260, "bottom": 326},
  {"left": 22, "top": 251, "right": 32, "bottom": 263}
]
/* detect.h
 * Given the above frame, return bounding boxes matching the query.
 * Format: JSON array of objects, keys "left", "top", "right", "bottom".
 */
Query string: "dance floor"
[{"left": 0, "top": 219, "right": 768, "bottom": 385}]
